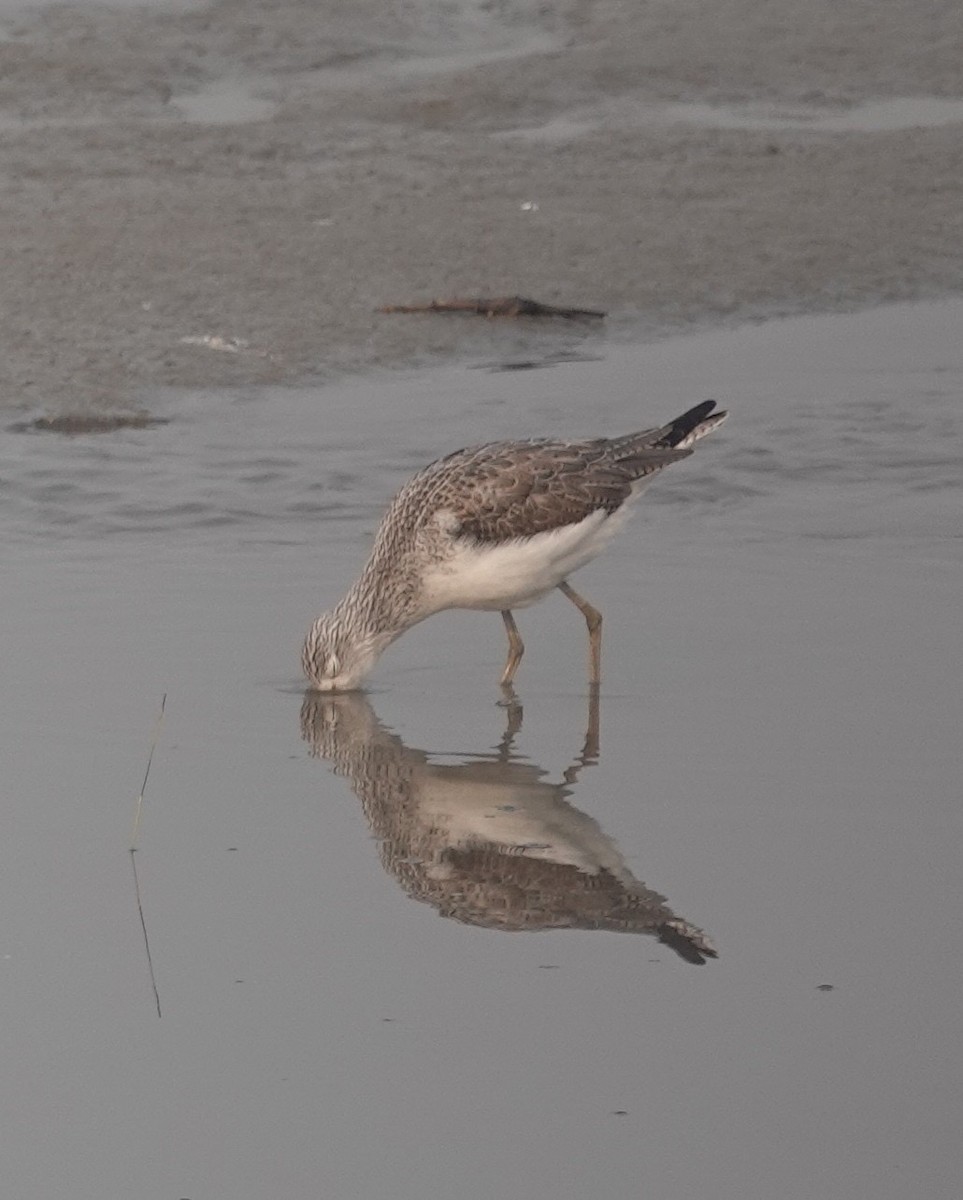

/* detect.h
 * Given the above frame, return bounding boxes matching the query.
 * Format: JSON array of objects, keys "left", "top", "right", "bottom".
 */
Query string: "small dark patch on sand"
[{"left": 10, "top": 412, "right": 169, "bottom": 435}]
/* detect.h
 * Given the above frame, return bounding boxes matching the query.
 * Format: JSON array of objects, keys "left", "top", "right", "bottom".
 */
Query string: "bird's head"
[{"left": 301, "top": 611, "right": 384, "bottom": 692}]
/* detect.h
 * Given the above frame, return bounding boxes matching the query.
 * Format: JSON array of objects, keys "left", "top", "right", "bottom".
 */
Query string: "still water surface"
[{"left": 2, "top": 300, "right": 961, "bottom": 1198}]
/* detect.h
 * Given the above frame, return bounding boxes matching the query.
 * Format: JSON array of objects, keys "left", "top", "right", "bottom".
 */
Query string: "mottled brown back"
[{"left": 400, "top": 400, "right": 724, "bottom": 542}]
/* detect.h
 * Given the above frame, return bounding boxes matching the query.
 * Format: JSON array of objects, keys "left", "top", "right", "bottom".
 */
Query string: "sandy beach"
[{"left": 2, "top": 0, "right": 962, "bottom": 414}]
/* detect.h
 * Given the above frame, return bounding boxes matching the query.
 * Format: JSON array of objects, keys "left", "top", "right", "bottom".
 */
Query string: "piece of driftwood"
[{"left": 378, "top": 295, "right": 606, "bottom": 319}]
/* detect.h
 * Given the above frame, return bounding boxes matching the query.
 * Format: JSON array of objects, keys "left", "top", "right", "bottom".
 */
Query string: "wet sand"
[{"left": 2, "top": 0, "right": 963, "bottom": 413}]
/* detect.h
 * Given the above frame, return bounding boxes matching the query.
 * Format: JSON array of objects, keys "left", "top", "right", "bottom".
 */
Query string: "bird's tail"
[
  {"left": 605, "top": 399, "right": 728, "bottom": 478},
  {"left": 656, "top": 400, "right": 728, "bottom": 449}
]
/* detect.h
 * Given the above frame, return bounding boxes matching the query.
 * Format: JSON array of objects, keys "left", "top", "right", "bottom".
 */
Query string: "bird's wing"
[{"left": 421, "top": 437, "right": 692, "bottom": 542}]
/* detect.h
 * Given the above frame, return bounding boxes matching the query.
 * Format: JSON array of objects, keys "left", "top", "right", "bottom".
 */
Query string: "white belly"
[{"left": 420, "top": 504, "right": 633, "bottom": 613}]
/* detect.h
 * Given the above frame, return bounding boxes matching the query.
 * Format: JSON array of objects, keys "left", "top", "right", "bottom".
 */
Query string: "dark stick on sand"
[{"left": 378, "top": 295, "right": 606, "bottom": 319}]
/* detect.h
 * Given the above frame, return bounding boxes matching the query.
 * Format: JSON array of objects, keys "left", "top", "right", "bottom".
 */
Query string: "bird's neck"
[{"left": 334, "top": 547, "right": 420, "bottom": 650}]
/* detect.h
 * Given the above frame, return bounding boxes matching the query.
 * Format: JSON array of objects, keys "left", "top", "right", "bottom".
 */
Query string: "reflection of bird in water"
[
  {"left": 300, "top": 691, "right": 717, "bottom": 964},
  {"left": 302, "top": 400, "right": 727, "bottom": 690}
]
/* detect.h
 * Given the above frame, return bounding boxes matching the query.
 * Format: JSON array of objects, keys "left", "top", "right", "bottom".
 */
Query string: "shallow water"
[
  {"left": 170, "top": 78, "right": 279, "bottom": 126},
  {"left": 2, "top": 300, "right": 961, "bottom": 1199},
  {"left": 498, "top": 95, "right": 963, "bottom": 144},
  {"left": 662, "top": 96, "right": 963, "bottom": 134}
]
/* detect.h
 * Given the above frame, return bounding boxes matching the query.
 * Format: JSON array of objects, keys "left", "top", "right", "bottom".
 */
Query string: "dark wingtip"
[{"left": 659, "top": 400, "right": 720, "bottom": 448}]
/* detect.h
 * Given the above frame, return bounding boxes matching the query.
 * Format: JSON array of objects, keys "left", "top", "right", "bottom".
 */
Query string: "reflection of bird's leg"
[
  {"left": 499, "top": 609, "right": 525, "bottom": 685},
  {"left": 557, "top": 580, "right": 602, "bottom": 685},
  {"left": 585, "top": 683, "right": 600, "bottom": 763},
  {"left": 564, "top": 685, "right": 601, "bottom": 785},
  {"left": 496, "top": 683, "right": 523, "bottom": 760}
]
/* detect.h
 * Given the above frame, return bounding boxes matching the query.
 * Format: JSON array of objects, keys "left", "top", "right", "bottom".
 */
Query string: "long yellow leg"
[
  {"left": 499, "top": 610, "right": 525, "bottom": 685},
  {"left": 558, "top": 581, "right": 603, "bottom": 685}
]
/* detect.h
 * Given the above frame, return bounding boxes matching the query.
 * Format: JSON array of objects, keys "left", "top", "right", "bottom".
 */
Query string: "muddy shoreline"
[{"left": 2, "top": 0, "right": 962, "bottom": 415}]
